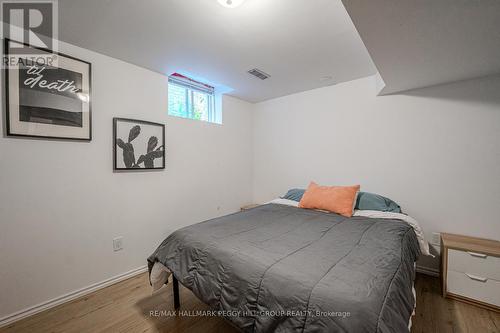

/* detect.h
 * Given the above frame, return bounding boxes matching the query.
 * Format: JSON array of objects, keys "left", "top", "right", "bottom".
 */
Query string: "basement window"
[{"left": 168, "top": 73, "right": 220, "bottom": 124}]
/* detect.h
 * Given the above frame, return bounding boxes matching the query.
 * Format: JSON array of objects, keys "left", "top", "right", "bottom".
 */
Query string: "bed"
[{"left": 148, "top": 200, "right": 426, "bottom": 332}]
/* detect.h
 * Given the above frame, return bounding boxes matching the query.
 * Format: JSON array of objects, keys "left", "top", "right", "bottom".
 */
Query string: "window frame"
[{"left": 168, "top": 74, "right": 217, "bottom": 123}]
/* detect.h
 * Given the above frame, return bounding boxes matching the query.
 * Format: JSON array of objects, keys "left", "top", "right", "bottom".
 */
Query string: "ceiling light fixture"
[{"left": 217, "top": 0, "right": 245, "bottom": 9}]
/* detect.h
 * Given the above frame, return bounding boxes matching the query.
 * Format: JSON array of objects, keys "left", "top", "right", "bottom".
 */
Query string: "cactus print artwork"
[{"left": 114, "top": 118, "right": 165, "bottom": 170}]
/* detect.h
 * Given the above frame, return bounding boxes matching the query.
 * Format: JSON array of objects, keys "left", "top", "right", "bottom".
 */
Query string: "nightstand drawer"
[
  {"left": 448, "top": 249, "right": 500, "bottom": 280},
  {"left": 447, "top": 270, "right": 500, "bottom": 307}
]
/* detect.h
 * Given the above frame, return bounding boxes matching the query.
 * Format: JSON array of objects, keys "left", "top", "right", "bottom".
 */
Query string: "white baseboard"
[
  {"left": 0, "top": 265, "right": 148, "bottom": 328},
  {"left": 416, "top": 265, "right": 440, "bottom": 277}
]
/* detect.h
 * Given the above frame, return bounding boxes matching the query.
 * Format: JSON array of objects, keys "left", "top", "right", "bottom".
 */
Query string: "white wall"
[
  {"left": 253, "top": 75, "right": 500, "bottom": 269},
  {"left": 2, "top": 39, "right": 500, "bottom": 322},
  {"left": 0, "top": 40, "right": 254, "bottom": 319}
]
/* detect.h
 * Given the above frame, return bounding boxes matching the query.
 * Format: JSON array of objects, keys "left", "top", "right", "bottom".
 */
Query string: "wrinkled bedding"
[{"left": 148, "top": 203, "right": 420, "bottom": 332}]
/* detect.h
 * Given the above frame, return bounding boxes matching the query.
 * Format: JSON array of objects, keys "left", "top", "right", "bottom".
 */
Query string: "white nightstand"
[{"left": 441, "top": 233, "right": 500, "bottom": 312}]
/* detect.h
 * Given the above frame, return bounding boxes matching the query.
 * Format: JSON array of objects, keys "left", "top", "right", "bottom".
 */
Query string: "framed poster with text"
[{"left": 4, "top": 39, "right": 92, "bottom": 140}]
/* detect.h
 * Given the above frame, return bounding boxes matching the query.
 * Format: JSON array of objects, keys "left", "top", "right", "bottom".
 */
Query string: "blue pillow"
[
  {"left": 355, "top": 192, "right": 401, "bottom": 213},
  {"left": 281, "top": 188, "right": 306, "bottom": 202},
  {"left": 282, "top": 188, "right": 402, "bottom": 213}
]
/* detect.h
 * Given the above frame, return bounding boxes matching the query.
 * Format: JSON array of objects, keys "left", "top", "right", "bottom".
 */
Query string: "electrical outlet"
[
  {"left": 431, "top": 232, "right": 441, "bottom": 246},
  {"left": 113, "top": 237, "right": 123, "bottom": 252}
]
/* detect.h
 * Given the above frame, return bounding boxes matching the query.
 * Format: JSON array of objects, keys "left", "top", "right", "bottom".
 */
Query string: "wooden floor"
[{"left": 1, "top": 273, "right": 499, "bottom": 333}]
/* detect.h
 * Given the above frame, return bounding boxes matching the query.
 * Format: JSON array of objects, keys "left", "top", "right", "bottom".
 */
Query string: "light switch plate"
[{"left": 113, "top": 237, "right": 123, "bottom": 251}]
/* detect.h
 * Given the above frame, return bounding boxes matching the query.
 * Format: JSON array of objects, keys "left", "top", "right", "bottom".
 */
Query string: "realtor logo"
[{"left": 1, "top": 0, "right": 58, "bottom": 53}]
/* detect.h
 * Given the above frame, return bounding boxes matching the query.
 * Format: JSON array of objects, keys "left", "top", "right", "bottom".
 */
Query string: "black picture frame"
[
  {"left": 113, "top": 118, "right": 165, "bottom": 171},
  {"left": 3, "top": 38, "right": 92, "bottom": 141}
]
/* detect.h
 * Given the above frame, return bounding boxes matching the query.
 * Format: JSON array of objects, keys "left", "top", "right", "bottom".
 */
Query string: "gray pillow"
[
  {"left": 282, "top": 188, "right": 402, "bottom": 213},
  {"left": 355, "top": 192, "right": 401, "bottom": 213},
  {"left": 281, "top": 188, "right": 306, "bottom": 202}
]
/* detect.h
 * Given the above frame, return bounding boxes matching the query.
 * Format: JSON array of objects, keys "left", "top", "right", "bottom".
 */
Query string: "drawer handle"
[
  {"left": 465, "top": 273, "right": 488, "bottom": 283},
  {"left": 467, "top": 251, "right": 487, "bottom": 259}
]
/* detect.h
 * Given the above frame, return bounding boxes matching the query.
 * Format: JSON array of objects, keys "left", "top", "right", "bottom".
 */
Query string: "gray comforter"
[{"left": 148, "top": 203, "right": 420, "bottom": 333}]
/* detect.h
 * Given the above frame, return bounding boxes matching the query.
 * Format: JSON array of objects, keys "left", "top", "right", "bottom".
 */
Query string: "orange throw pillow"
[{"left": 299, "top": 182, "right": 360, "bottom": 217}]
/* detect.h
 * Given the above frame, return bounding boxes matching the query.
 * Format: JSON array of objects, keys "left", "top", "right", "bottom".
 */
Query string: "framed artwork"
[
  {"left": 113, "top": 118, "right": 165, "bottom": 170},
  {"left": 4, "top": 38, "right": 92, "bottom": 140}
]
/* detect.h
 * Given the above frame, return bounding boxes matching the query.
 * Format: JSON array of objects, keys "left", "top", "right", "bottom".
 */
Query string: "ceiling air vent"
[{"left": 248, "top": 68, "right": 270, "bottom": 80}]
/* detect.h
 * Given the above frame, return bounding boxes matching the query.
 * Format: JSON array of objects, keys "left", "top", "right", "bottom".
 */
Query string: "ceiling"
[
  {"left": 342, "top": 0, "right": 500, "bottom": 94},
  {"left": 58, "top": 0, "right": 377, "bottom": 103}
]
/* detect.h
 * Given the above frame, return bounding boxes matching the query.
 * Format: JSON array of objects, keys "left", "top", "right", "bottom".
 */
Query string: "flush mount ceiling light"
[{"left": 217, "top": 0, "right": 245, "bottom": 9}]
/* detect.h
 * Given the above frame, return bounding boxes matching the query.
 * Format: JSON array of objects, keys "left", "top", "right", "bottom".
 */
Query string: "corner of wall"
[{"left": 374, "top": 72, "right": 386, "bottom": 95}]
